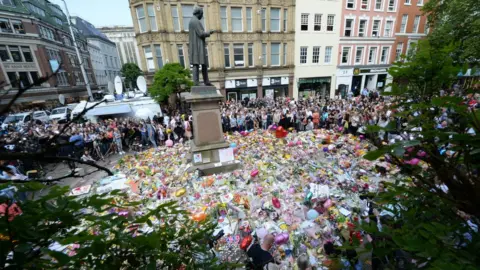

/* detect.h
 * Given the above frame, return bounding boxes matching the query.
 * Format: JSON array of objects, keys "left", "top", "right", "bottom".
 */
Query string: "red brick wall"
[{"left": 35, "top": 46, "right": 56, "bottom": 86}]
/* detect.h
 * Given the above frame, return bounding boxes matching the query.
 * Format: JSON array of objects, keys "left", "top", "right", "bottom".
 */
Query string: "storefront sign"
[
  {"left": 235, "top": 79, "right": 247, "bottom": 88},
  {"left": 3, "top": 62, "right": 37, "bottom": 70},
  {"left": 225, "top": 80, "right": 235, "bottom": 89},
  {"left": 270, "top": 77, "right": 281, "bottom": 85},
  {"left": 247, "top": 79, "right": 257, "bottom": 87},
  {"left": 281, "top": 77, "right": 289, "bottom": 85},
  {"left": 336, "top": 68, "right": 354, "bottom": 76},
  {"left": 298, "top": 77, "right": 331, "bottom": 84},
  {"left": 262, "top": 77, "right": 271, "bottom": 86},
  {"left": 359, "top": 68, "right": 387, "bottom": 74}
]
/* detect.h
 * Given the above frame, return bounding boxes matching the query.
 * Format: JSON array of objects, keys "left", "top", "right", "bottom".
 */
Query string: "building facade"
[
  {"left": 392, "top": 0, "right": 428, "bottom": 62},
  {"left": 294, "top": 0, "right": 342, "bottom": 99},
  {"left": 0, "top": 0, "right": 95, "bottom": 109},
  {"left": 99, "top": 26, "right": 142, "bottom": 67},
  {"left": 129, "top": 0, "right": 295, "bottom": 100},
  {"left": 336, "top": 0, "right": 399, "bottom": 96},
  {"left": 73, "top": 17, "right": 121, "bottom": 90}
]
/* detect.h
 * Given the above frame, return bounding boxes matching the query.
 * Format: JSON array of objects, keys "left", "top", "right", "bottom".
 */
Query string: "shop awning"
[
  {"left": 298, "top": 77, "right": 331, "bottom": 84},
  {"left": 86, "top": 104, "right": 132, "bottom": 116}
]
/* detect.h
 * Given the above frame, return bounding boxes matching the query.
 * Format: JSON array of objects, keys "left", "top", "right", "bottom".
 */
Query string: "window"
[
  {"left": 380, "top": 47, "right": 389, "bottom": 63},
  {"left": 300, "top": 46, "right": 307, "bottom": 64},
  {"left": 233, "top": 44, "right": 244, "bottom": 67},
  {"left": 39, "top": 26, "right": 55, "bottom": 41},
  {"left": 314, "top": 14, "right": 322, "bottom": 31},
  {"left": 220, "top": 7, "right": 228, "bottom": 32},
  {"left": 7, "top": 72, "right": 17, "bottom": 87},
  {"left": 182, "top": 5, "right": 193, "bottom": 31},
  {"left": 301, "top": 13, "right": 308, "bottom": 31},
  {"left": 375, "top": 0, "right": 383, "bottom": 10},
  {"left": 224, "top": 44, "right": 230, "bottom": 67},
  {"left": 405, "top": 0, "right": 411, "bottom": 4},
  {"left": 0, "top": 0, "right": 15, "bottom": 7},
  {"left": 21, "top": 46, "right": 33, "bottom": 62},
  {"left": 231, "top": 7, "right": 243, "bottom": 32},
  {"left": 171, "top": 6, "right": 180, "bottom": 32},
  {"left": 413, "top": 15, "right": 420, "bottom": 33},
  {"left": 368, "top": 47, "right": 377, "bottom": 64},
  {"left": 261, "top": 8, "right": 266, "bottom": 32},
  {"left": 344, "top": 19, "right": 353, "bottom": 36},
  {"left": 136, "top": 6, "right": 147, "bottom": 33},
  {"left": 327, "top": 15, "right": 335, "bottom": 31},
  {"left": 143, "top": 46, "right": 154, "bottom": 71},
  {"left": 0, "top": 18, "right": 12, "bottom": 33},
  {"left": 26, "top": 3, "right": 45, "bottom": 16},
  {"left": 0, "top": 45, "right": 10, "bottom": 61},
  {"left": 361, "top": 0, "right": 369, "bottom": 10},
  {"left": 177, "top": 44, "right": 185, "bottom": 67},
  {"left": 283, "top": 43, "right": 287, "bottom": 65},
  {"left": 9, "top": 46, "right": 22, "bottom": 62},
  {"left": 248, "top": 43, "right": 253, "bottom": 67},
  {"left": 53, "top": 17, "right": 62, "bottom": 25},
  {"left": 30, "top": 72, "right": 38, "bottom": 83},
  {"left": 341, "top": 47, "right": 351, "bottom": 64},
  {"left": 372, "top": 20, "right": 380, "bottom": 37},
  {"left": 271, "top": 43, "right": 280, "bottom": 66},
  {"left": 57, "top": 72, "right": 68, "bottom": 86},
  {"left": 324, "top": 46, "right": 332, "bottom": 63},
  {"left": 270, "top": 8, "right": 280, "bottom": 32},
  {"left": 283, "top": 9, "right": 288, "bottom": 32},
  {"left": 19, "top": 72, "right": 29, "bottom": 87},
  {"left": 424, "top": 20, "right": 429, "bottom": 34},
  {"left": 346, "top": 0, "right": 355, "bottom": 9},
  {"left": 312, "top": 46, "right": 320, "bottom": 64},
  {"left": 246, "top": 7, "right": 252, "bottom": 32},
  {"left": 400, "top": 15, "right": 408, "bottom": 33},
  {"left": 147, "top": 4, "right": 157, "bottom": 31},
  {"left": 262, "top": 43, "right": 267, "bottom": 66},
  {"left": 384, "top": 20, "right": 393, "bottom": 37},
  {"left": 155, "top": 45, "right": 163, "bottom": 68},
  {"left": 417, "top": 0, "right": 424, "bottom": 5},
  {"left": 355, "top": 47, "right": 364, "bottom": 64},
  {"left": 358, "top": 20, "right": 367, "bottom": 37},
  {"left": 11, "top": 20, "right": 25, "bottom": 34},
  {"left": 388, "top": 0, "right": 396, "bottom": 11}
]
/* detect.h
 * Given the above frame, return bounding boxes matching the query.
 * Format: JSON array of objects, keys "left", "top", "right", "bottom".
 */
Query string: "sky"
[{"left": 52, "top": 0, "right": 133, "bottom": 27}]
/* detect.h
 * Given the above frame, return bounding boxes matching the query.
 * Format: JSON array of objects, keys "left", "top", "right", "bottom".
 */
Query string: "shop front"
[
  {"left": 335, "top": 68, "right": 354, "bottom": 98},
  {"left": 262, "top": 77, "right": 289, "bottom": 99},
  {"left": 297, "top": 77, "right": 332, "bottom": 99},
  {"left": 353, "top": 67, "right": 389, "bottom": 92},
  {"left": 225, "top": 78, "right": 258, "bottom": 102}
]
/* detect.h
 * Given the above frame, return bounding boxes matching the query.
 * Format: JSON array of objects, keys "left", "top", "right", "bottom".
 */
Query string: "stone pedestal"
[{"left": 185, "top": 86, "right": 241, "bottom": 175}]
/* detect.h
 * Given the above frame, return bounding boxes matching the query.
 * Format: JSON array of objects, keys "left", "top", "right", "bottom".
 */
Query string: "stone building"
[
  {"left": 99, "top": 26, "right": 142, "bottom": 67},
  {"left": 129, "top": 0, "right": 295, "bottom": 100},
  {"left": 0, "top": 0, "right": 96, "bottom": 109}
]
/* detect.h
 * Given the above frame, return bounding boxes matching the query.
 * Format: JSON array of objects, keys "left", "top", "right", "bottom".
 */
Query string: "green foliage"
[
  {"left": 149, "top": 63, "right": 193, "bottom": 103},
  {"left": 423, "top": 0, "right": 480, "bottom": 63},
  {"left": 120, "top": 63, "right": 143, "bottom": 90},
  {"left": 0, "top": 184, "right": 228, "bottom": 269}
]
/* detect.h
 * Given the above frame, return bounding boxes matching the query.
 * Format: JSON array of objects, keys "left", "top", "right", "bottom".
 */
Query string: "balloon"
[
  {"left": 272, "top": 197, "right": 281, "bottom": 208},
  {"left": 175, "top": 188, "right": 186, "bottom": 197},
  {"left": 191, "top": 212, "right": 207, "bottom": 222},
  {"left": 417, "top": 150, "right": 426, "bottom": 157},
  {"left": 328, "top": 144, "right": 334, "bottom": 151},
  {"left": 307, "top": 209, "right": 319, "bottom": 220},
  {"left": 274, "top": 232, "right": 290, "bottom": 245},
  {"left": 323, "top": 147, "right": 328, "bottom": 152},
  {"left": 296, "top": 140, "right": 303, "bottom": 146},
  {"left": 240, "top": 131, "right": 249, "bottom": 137},
  {"left": 230, "top": 142, "right": 237, "bottom": 148},
  {"left": 276, "top": 126, "right": 288, "bottom": 139},
  {"left": 323, "top": 199, "right": 333, "bottom": 209},
  {"left": 240, "top": 235, "right": 253, "bottom": 250},
  {"left": 256, "top": 228, "right": 268, "bottom": 239},
  {"left": 359, "top": 135, "right": 365, "bottom": 140},
  {"left": 250, "top": 169, "right": 259, "bottom": 177},
  {"left": 409, "top": 158, "right": 420, "bottom": 165},
  {"left": 270, "top": 124, "right": 278, "bottom": 131},
  {"left": 279, "top": 223, "right": 288, "bottom": 231},
  {"left": 166, "top": 140, "right": 174, "bottom": 147}
]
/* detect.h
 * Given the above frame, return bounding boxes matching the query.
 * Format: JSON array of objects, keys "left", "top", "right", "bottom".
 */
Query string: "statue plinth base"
[{"left": 185, "top": 86, "right": 241, "bottom": 175}]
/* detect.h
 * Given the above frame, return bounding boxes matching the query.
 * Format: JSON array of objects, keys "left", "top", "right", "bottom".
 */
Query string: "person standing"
[
  {"left": 113, "top": 128, "right": 124, "bottom": 154},
  {"left": 146, "top": 121, "right": 157, "bottom": 148}
]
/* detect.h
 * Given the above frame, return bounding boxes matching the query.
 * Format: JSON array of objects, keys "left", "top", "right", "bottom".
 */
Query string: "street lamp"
[{"left": 61, "top": 0, "right": 93, "bottom": 101}]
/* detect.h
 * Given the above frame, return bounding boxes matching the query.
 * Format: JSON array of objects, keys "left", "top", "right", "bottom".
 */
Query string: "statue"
[{"left": 188, "top": 6, "right": 215, "bottom": 86}]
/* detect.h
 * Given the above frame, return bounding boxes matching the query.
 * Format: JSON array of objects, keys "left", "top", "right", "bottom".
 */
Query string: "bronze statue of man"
[{"left": 188, "top": 7, "right": 215, "bottom": 86}]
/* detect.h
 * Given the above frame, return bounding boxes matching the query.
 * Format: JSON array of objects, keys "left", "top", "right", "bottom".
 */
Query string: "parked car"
[
  {"left": 49, "top": 107, "right": 71, "bottom": 123},
  {"left": 33, "top": 111, "right": 50, "bottom": 123},
  {"left": 1, "top": 112, "right": 32, "bottom": 129}
]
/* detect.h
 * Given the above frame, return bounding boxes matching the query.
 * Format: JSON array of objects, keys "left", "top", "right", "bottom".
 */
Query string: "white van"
[
  {"left": 49, "top": 107, "right": 71, "bottom": 123},
  {"left": 1, "top": 112, "right": 32, "bottom": 129},
  {"left": 33, "top": 111, "right": 50, "bottom": 123}
]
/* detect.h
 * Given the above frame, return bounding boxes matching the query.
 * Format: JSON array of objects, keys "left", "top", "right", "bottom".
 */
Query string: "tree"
[
  {"left": 423, "top": 0, "right": 480, "bottom": 63},
  {"left": 149, "top": 63, "right": 193, "bottom": 106},
  {"left": 120, "top": 63, "right": 143, "bottom": 91}
]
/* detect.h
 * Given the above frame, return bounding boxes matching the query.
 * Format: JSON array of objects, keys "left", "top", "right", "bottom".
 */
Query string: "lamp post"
[{"left": 61, "top": 0, "right": 93, "bottom": 101}]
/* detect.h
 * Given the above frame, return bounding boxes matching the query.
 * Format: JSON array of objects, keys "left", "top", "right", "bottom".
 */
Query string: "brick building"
[{"left": 0, "top": 0, "right": 96, "bottom": 110}]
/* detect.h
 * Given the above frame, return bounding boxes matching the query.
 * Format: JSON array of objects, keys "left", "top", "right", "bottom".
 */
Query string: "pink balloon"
[
  {"left": 166, "top": 140, "right": 173, "bottom": 147},
  {"left": 274, "top": 232, "right": 289, "bottom": 245},
  {"left": 323, "top": 199, "right": 333, "bottom": 208},
  {"left": 410, "top": 158, "right": 420, "bottom": 165},
  {"left": 417, "top": 150, "right": 426, "bottom": 157}
]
